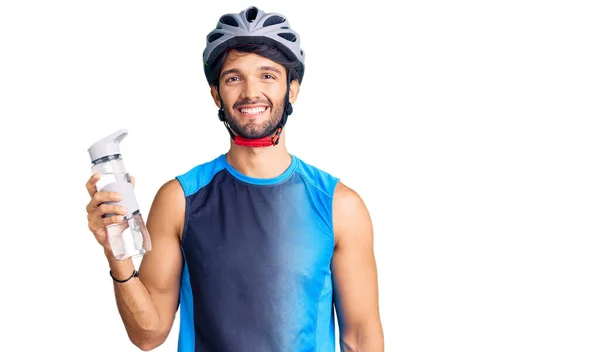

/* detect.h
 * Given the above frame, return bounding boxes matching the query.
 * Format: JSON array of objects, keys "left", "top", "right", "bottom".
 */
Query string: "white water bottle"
[{"left": 87, "top": 129, "right": 152, "bottom": 260}]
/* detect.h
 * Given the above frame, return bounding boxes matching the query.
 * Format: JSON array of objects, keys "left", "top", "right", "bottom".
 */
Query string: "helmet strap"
[{"left": 218, "top": 70, "right": 293, "bottom": 147}]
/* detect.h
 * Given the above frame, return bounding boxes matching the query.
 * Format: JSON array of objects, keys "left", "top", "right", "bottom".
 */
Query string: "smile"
[{"left": 237, "top": 106, "right": 269, "bottom": 116}]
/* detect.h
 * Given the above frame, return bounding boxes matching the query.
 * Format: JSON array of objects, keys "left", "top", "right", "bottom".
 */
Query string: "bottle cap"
[{"left": 87, "top": 129, "right": 128, "bottom": 163}]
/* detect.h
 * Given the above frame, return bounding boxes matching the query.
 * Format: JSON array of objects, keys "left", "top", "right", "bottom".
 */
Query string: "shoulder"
[
  {"left": 332, "top": 181, "right": 373, "bottom": 247},
  {"left": 156, "top": 178, "right": 185, "bottom": 199},
  {"left": 147, "top": 154, "right": 225, "bottom": 236},
  {"left": 333, "top": 182, "right": 367, "bottom": 216},
  {"left": 175, "top": 154, "right": 227, "bottom": 197},
  {"left": 293, "top": 155, "right": 339, "bottom": 198},
  {"left": 143, "top": 177, "right": 187, "bottom": 241},
  {"left": 151, "top": 178, "right": 186, "bottom": 217}
]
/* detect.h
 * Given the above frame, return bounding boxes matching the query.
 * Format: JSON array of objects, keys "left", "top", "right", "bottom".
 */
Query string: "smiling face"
[{"left": 211, "top": 49, "right": 299, "bottom": 139}]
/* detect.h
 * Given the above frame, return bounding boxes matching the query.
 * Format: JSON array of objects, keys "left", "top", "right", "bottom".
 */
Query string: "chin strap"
[
  {"left": 219, "top": 111, "right": 285, "bottom": 147},
  {"left": 218, "top": 71, "right": 294, "bottom": 147}
]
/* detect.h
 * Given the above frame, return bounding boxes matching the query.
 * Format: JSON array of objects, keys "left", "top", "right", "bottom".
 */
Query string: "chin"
[{"left": 240, "top": 128, "right": 271, "bottom": 139}]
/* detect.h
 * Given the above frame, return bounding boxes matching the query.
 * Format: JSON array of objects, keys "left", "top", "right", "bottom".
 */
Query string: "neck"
[{"left": 225, "top": 133, "right": 291, "bottom": 179}]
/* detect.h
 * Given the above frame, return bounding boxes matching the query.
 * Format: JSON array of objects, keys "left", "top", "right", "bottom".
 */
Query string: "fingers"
[
  {"left": 88, "top": 214, "right": 127, "bottom": 235},
  {"left": 87, "top": 204, "right": 128, "bottom": 234},
  {"left": 91, "top": 203, "right": 128, "bottom": 218},
  {"left": 86, "top": 191, "right": 123, "bottom": 214},
  {"left": 86, "top": 173, "right": 135, "bottom": 246},
  {"left": 86, "top": 173, "right": 101, "bottom": 197},
  {"left": 101, "top": 214, "right": 126, "bottom": 226}
]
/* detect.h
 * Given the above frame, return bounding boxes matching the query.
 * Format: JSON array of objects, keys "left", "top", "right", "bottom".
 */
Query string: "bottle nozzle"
[{"left": 88, "top": 129, "right": 129, "bottom": 163}]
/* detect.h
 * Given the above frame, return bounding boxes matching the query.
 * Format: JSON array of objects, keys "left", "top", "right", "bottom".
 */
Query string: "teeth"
[{"left": 240, "top": 107, "right": 266, "bottom": 114}]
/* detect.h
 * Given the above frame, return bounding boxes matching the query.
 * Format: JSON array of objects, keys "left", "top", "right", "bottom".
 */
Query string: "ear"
[
  {"left": 288, "top": 79, "right": 300, "bottom": 104},
  {"left": 210, "top": 85, "right": 222, "bottom": 108}
]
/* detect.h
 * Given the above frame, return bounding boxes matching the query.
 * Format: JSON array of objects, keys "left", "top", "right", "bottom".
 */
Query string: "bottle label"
[{"left": 100, "top": 181, "right": 140, "bottom": 218}]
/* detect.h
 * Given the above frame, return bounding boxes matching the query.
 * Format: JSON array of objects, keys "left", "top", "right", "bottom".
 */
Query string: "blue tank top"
[{"left": 175, "top": 153, "right": 339, "bottom": 352}]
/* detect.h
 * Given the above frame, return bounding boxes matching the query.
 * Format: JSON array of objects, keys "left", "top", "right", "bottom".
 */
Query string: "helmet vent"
[
  {"left": 264, "top": 15, "right": 286, "bottom": 27},
  {"left": 277, "top": 32, "right": 297, "bottom": 42},
  {"left": 219, "top": 15, "right": 239, "bottom": 27},
  {"left": 208, "top": 32, "right": 224, "bottom": 43},
  {"left": 245, "top": 7, "right": 258, "bottom": 22}
]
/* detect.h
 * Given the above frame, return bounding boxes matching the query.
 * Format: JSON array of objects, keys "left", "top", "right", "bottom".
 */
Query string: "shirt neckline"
[{"left": 219, "top": 153, "right": 298, "bottom": 186}]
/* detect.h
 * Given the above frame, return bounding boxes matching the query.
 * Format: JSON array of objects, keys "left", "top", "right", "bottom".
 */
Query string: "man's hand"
[{"left": 85, "top": 173, "right": 135, "bottom": 252}]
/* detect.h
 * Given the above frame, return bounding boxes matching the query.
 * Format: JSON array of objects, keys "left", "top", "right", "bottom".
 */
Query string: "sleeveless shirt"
[{"left": 175, "top": 153, "right": 339, "bottom": 352}]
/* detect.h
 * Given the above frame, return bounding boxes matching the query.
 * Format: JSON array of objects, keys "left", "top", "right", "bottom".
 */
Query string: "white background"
[{"left": 1, "top": 0, "right": 599, "bottom": 351}]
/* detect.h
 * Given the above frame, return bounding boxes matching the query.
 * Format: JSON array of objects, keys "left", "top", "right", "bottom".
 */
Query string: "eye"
[
  {"left": 262, "top": 74, "right": 275, "bottom": 80},
  {"left": 225, "top": 76, "right": 241, "bottom": 83}
]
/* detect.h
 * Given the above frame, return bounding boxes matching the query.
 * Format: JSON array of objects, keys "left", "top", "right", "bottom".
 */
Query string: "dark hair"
[{"left": 207, "top": 43, "right": 301, "bottom": 87}]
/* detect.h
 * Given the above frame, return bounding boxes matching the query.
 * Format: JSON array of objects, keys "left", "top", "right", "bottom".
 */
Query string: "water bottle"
[{"left": 87, "top": 129, "right": 152, "bottom": 261}]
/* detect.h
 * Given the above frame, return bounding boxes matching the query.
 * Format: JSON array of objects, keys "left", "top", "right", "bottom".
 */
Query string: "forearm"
[{"left": 106, "top": 250, "right": 162, "bottom": 348}]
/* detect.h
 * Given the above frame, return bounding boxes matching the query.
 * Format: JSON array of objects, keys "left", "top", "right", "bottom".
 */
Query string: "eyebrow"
[
  {"left": 258, "top": 66, "right": 283, "bottom": 75},
  {"left": 220, "top": 66, "right": 283, "bottom": 79}
]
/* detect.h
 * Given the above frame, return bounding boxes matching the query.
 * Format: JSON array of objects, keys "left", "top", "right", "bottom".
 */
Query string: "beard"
[{"left": 222, "top": 98, "right": 284, "bottom": 139}]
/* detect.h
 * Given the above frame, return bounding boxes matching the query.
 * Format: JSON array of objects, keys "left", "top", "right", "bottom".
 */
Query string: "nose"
[{"left": 241, "top": 78, "right": 261, "bottom": 101}]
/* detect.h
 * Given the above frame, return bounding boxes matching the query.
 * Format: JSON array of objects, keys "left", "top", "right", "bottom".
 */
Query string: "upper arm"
[
  {"left": 138, "top": 178, "right": 185, "bottom": 338},
  {"left": 331, "top": 181, "right": 384, "bottom": 347}
]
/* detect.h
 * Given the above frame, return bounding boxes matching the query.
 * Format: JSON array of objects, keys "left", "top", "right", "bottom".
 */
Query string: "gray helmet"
[{"left": 202, "top": 6, "right": 305, "bottom": 84}]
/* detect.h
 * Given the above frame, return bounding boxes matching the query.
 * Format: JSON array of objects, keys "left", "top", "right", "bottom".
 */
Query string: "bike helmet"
[
  {"left": 202, "top": 6, "right": 305, "bottom": 147},
  {"left": 203, "top": 6, "right": 305, "bottom": 85}
]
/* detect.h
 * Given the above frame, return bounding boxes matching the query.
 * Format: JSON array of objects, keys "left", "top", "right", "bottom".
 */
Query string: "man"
[{"left": 85, "top": 6, "right": 383, "bottom": 351}]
